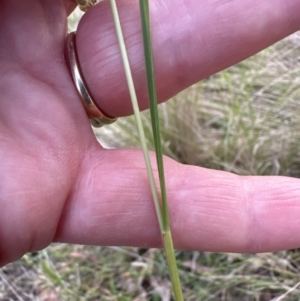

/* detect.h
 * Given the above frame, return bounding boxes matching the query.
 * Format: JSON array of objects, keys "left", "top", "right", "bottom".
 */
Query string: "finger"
[
  {"left": 55, "top": 148, "right": 300, "bottom": 253},
  {"left": 75, "top": 0, "right": 300, "bottom": 117},
  {"left": 1, "top": 0, "right": 68, "bottom": 61}
]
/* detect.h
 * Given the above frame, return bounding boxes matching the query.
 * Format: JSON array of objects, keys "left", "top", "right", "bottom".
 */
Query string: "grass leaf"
[
  {"left": 139, "top": 0, "right": 184, "bottom": 299},
  {"left": 139, "top": 0, "right": 169, "bottom": 231}
]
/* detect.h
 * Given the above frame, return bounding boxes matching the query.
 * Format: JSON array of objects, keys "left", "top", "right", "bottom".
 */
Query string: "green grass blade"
[
  {"left": 139, "top": 1, "right": 183, "bottom": 299},
  {"left": 139, "top": 0, "right": 169, "bottom": 231},
  {"left": 163, "top": 230, "right": 184, "bottom": 300},
  {"left": 109, "top": 0, "right": 163, "bottom": 232}
]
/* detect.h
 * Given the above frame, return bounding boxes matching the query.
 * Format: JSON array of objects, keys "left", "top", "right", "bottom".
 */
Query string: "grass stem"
[
  {"left": 139, "top": 0, "right": 183, "bottom": 299},
  {"left": 109, "top": 0, "right": 163, "bottom": 232},
  {"left": 109, "top": 0, "right": 183, "bottom": 299}
]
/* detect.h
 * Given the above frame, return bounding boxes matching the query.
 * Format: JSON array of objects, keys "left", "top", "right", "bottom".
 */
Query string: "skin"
[{"left": 0, "top": 0, "right": 300, "bottom": 266}]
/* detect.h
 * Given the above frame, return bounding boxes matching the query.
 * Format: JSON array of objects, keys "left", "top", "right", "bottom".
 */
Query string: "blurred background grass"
[
  {"left": 98, "top": 32, "right": 300, "bottom": 177},
  {"left": 1, "top": 8, "right": 300, "bottom": 301}
]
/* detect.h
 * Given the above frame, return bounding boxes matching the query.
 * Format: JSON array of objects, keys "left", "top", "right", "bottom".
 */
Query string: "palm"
[
  {"left": 1, "top": 0, "right": 300, "bottom": 266},
  {"left": 0, "top": 0, "right": 97, "bottom": 263}
]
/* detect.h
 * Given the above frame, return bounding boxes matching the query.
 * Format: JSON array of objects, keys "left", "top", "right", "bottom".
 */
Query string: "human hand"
[{"left": 1, "top": 0, "right": 299, "bottom": 266}]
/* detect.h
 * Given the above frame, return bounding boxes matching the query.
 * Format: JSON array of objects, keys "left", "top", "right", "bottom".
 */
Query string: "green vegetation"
[
  {"left": 1, "top": 9, "right": 300, "bottom": 301},
  {"left": 3, "top": 245, "right": 300, "bottom": 300},
  {"left": 138, "top": 0, "right": 183, "bottom": 298}
]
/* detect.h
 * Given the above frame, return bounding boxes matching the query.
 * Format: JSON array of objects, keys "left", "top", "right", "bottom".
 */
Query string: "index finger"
[{"left": 75, "top": 0, "right": 300, "bottom": 117}]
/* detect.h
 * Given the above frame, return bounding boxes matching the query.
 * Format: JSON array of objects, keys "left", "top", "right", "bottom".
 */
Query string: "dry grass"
[
  {"left": 3, "top": 246, "right": 300, "bottom": 300},
  {"left": 99, "top": 33, "right": 300, "bottom": 177}
]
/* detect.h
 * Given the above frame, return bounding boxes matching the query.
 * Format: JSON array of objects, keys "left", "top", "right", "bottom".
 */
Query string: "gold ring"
[
  {"left": 65, "top": 32, "right": 117, "bottom": 128},
  {"left": 75, "top": 0, "right": 97, "bottom": 12}
]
